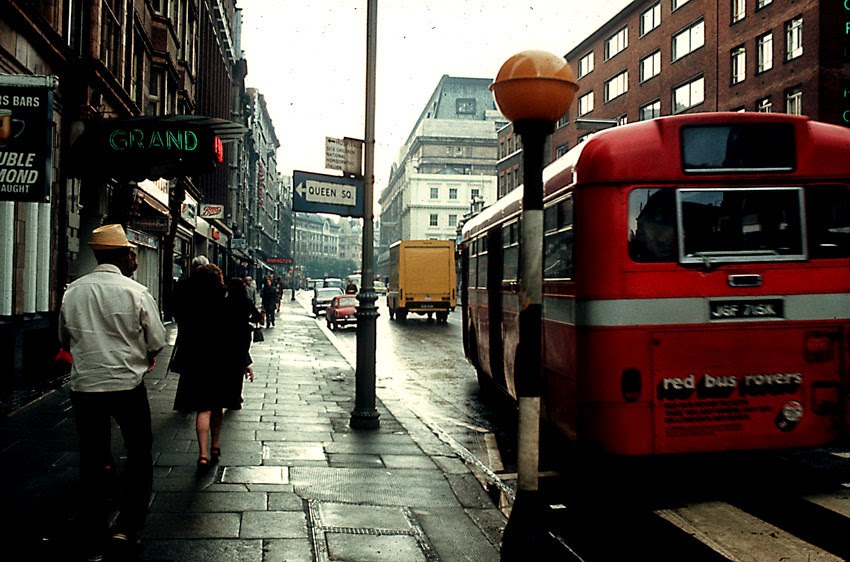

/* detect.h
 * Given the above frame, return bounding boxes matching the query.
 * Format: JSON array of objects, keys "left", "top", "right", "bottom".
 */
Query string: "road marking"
[
  {"left": 656, "top": 501, "right": 842, "bottom": 562},
  {"left": 803, "top": 489, "right": 850, "bottom": 519}
]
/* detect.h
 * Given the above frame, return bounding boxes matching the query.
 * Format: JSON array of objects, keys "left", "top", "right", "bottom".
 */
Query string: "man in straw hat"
[{"left": 58, "top": 223, "right": 166, "bottom": 561}]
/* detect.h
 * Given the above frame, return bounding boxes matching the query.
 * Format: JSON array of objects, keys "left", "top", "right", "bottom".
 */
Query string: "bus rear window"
[
  {"left": 628, "top": 186, "right": 840, "bottom": 264},
  {"left": 678, "top": 187, "right": 805, "bottom": 264},
  {"left": 681, "top": 123, "right": 795, "bottom": 172}
]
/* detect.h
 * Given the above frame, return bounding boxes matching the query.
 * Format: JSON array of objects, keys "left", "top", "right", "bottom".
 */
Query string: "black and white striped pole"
[{"left": 490, "top": 51, "right": 578, "bottom": 559}]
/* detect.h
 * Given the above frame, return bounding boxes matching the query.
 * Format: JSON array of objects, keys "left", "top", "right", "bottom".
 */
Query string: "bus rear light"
[
  {"left": 811, "top": 382, "right": 841, "bottom": 416},
  {"left": 804, "top": 331, "right": 836, "bottom": 363},
  {"left": 621, "top": 369, "right": 641, "bottom": 402}
]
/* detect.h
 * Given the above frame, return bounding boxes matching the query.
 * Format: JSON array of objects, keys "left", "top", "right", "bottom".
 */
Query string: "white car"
[{"left": 312, "top": 287, "right": 343, "bottom": 315}]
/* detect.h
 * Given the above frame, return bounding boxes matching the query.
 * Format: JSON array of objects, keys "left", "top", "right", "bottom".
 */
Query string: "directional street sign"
[{"left": 292, "top": 170, "right": 364, "bottom": 218}]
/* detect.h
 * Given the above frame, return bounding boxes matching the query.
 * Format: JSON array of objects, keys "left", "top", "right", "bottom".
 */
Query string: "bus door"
[
  {"left": 487, "top": 227, "right": 507, "bottom": 392},
  {"left": 460, "top": 241, "right": 470, "bottom": 358}
]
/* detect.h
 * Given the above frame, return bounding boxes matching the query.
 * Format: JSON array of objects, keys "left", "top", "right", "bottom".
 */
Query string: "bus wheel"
[
  {"left": 436, "top": 312, "right": 448, "bottom": 323},
  {"left": 398, "top": 309, "right": 408, "bottom": 321}
]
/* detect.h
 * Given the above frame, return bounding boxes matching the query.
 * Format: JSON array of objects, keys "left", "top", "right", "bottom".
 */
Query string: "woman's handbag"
[{"left": 252, "top": 326, "right": 264, "bottom": 342}]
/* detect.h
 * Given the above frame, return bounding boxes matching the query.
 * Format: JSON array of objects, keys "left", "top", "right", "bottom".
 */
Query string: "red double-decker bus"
[{"left": 461, "top": 112, "right": 850, "bottom": 455}]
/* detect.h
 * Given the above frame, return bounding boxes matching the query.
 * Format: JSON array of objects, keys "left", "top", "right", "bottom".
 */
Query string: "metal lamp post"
[
  {"left": 489, "top": 51, "right": 578, "bottom": 558},
  {"left": 350, "top": 0, "right": 380, "bottom": 430}
]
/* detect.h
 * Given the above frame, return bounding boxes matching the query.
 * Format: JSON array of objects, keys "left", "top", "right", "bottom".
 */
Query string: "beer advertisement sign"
[{"left": 0, "top": 85, "right": 52, "bottom": 202}]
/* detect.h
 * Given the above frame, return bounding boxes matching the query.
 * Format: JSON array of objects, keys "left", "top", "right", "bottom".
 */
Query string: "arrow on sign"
[{"left": 295, "top": 179, "right": 357, "bottom": 207}]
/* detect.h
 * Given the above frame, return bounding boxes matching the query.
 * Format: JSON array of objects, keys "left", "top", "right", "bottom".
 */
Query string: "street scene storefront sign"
[
  {"left": 69, "top": 116, "right": 224, "bottom": 180},
  {"left": 200, "top": 203, "right": 224, "bottom": 219},
  {"left": 266, "top": 257, "right": 293, "bottom": 265},
  {"left": 0, "top": 85, "right": 53, "bottom": 202}
]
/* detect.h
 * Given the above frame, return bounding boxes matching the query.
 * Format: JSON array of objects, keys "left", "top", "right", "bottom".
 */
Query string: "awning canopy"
[{"left": 69, "top": 114, "right": 248, "bottom": 180}]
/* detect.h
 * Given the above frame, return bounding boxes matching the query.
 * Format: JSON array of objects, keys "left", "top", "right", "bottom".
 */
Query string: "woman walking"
[{"left": 172, "top": 265, "right": 258, "bottom": 468}]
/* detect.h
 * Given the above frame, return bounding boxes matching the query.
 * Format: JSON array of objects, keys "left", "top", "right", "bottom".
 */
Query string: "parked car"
[
  {"left": 312, "top": 287, "right": 343, "bottom": 315},
  {"left": 326, "top": 295, "right": 359, "bottom": 330},
  {"left": 373, "top": 280, "right": 387, "bottom": 296}
]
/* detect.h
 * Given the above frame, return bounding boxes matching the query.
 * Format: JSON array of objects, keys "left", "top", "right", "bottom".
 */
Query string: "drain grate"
[{"left": 308, "top": 499, "right": 439, "bottom": 562}]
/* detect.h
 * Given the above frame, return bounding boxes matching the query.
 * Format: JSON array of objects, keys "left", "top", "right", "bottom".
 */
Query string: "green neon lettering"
[
  {"left": 184, "top": 131, "right": 198, "bottom": 151},
  {"left": 108, "top": 129, "right": 127, "bottom": 150},
  {"left": 165, "top": 130, "right": 182, "bottom": 150}
]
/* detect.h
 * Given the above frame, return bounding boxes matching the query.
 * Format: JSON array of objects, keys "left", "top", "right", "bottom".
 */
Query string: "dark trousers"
[
  {"left": 70, "top": 383, "right": 153, "bottom": 542},
  {"left": 265, "top": 306, "right": 276, "bottom": 327}
]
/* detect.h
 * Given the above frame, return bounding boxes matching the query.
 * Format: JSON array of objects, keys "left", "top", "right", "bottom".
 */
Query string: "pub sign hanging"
[{"left": 0, "top": 85, "right": 53, "bottom": 202}]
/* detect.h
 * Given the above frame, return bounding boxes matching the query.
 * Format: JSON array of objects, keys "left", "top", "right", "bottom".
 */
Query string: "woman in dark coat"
[{"left": 172, "top": 265, "right": 258, "bottom": 467}]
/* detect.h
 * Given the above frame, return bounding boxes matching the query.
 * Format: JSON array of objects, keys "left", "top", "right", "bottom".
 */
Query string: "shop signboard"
[{"left": 0, "top": 83, "right": 53, "bottom": 202}]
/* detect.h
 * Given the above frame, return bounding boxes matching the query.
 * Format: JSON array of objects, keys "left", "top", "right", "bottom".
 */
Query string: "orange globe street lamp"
[{"left": 490, "top": 51, "right": 578, "bottom": 559}]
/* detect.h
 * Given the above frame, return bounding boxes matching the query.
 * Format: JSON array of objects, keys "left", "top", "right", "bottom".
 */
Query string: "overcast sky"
[{"left": 236, "top": 0, "right": 632, "bottom": 207}]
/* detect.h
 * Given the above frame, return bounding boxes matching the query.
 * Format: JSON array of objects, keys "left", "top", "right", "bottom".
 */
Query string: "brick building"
[
  {"left": 0, "top": 0, "right": 251, "bottom": 411},
  {"left": 550, "top": 0, "right": 849, "bottom": 163}
]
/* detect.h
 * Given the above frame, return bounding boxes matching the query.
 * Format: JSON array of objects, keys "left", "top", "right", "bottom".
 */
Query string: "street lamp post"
[
  {"left": 490, "top": 51, "right": 578, "bottom": 558},
  {"left": 350, "top": 0, "right": 380, "bottom": 430}
]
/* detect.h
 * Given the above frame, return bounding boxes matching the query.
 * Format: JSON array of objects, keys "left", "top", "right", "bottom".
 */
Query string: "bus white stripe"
[{"left": 542, "top": 293, "right": 850, "bottom": 326}]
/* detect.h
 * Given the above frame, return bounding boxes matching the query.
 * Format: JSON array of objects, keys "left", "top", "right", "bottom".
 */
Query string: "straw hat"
[{"left": 89, "top": 224, "right": 134, "bottom": 250}]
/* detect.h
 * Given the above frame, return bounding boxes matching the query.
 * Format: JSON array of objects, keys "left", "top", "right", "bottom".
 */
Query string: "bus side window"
[
  {"left": 629, "top": 188, "right": 676, "bottom": 262},
  {"left": 544, "top": 197, "right": 575, "bottom": 279},
  {"left": 503, "top": 221, "right": 520, "bottom": 282},
  {"left": 807, "top": 186, "right": 850, "bottom": 258}
]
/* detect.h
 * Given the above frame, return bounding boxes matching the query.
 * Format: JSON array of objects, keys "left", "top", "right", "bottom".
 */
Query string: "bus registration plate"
[{"left": 709, "top": 299, "right": 784, "bottom": 320}]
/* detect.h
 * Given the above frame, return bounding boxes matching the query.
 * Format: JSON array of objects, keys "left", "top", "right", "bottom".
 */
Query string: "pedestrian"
[
  {"left": 345, "top": 278, "right": 358, "bottom": 294},
  {"left": 272, "top": 274, "right": 284, "bottom": 311},
  {"left": 245, "top": 275, "right": 262, "bottom": 314},
  {"left": 58, "top": 224, "right": 166, "bottom": 561},
  {"left": 172, "top": 266, "right": 257, "bottom": 468},
  {"left": 261, "top": 276, "right": 278, "bottom": 327}
]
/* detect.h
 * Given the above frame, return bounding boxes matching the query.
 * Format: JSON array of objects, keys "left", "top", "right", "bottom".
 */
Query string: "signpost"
[
  {"left": 292, "top": 170, "right": 364, "bottom": 217},
  {"left": 325, "top": 136, "right": 364, "bottom": 177}
]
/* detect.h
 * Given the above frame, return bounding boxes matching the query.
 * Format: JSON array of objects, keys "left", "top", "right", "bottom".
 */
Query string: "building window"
[
  {"left": 131, "top": 33, "right": 145, "bottom": 108},
  {"left": 757, "top": 97, "right": 772, "bottom": 112},
  {"left": 604, "top": 71, "right": 628, "bottom": 102},
  {"left": 672, "top": 0, "right": 691, "bottom": 9},
  {"left": 557, "top": 113, "right": 570, "bottom": 128},
  {"left": 578, "top": 52, "right": 594, "bottom": 78},
  {"left": 605, "top": 27, "right": 628, "bottom": 60},
  {"left": 756, "top": 33, "right": 773, "bottom": 73},
  {"left": 471, "top": 188, "right": 480, "bottom": 200},
  {"left": 785, "top": 17, "right": 803, "bottom": 61},
  {"left": 731, "top": 46, "right": 746, "bottom": 84},
  {"left": 785, "top": 87, "right": 802, "bottom": 115},
  {"left": 100, "top": 0, "right": 123, "bottom": 78},
  {"left": 756, "top": 0, "right": 773, "bottom": 9},
  {"left": 641, "top": 3, "right": 661, "bottom": 36},
  {"left": 448, "top": 214, "right": 457, "bottom": 227},
  {"left": 449, "top": 188, "right": 457, "bottom": 200},
  {"left": 640, "top": 50, "right": 661, "bottom": 82},
  {"left": 456, "top": 98, "right": 476, "bottom": 115},
  {"left": 147, "top": 68, "right": 163, "bottom": 115},
  {"left": 731, "top": 0, "right": 745, "bottom": 23},
  {"left": 556, "top": 143, "right": 569, "bottom": 158},
  {"left": 578, "top": 91, "right": 594, "bottom": 116},
  {"left": 640, "top": 99, "right": 661, "bottom": 120},
  {"left": 673, "top": 76, "right": 704, "bottom": 113},
  {"left": 617, "top": 114, "right": 628, "bottom": 126},
  {"left": 672, "top": 19, "right": 705, "bottom": 62},
  {"left": 430, "top": 187, "right": 439, "bottom": 199},
  {"left": 429, "top": 214, "right": 439, "bottom": 227}
]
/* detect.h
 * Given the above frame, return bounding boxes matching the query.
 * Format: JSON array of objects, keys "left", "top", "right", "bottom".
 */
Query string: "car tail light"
[{"left": 621, "top": 368, "right": 641, "bottom": 402}]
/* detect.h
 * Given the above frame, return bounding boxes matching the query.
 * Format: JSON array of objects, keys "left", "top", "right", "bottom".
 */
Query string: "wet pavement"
[{"left": 1, "top": 298, "right": 504, "bottom": 561}]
